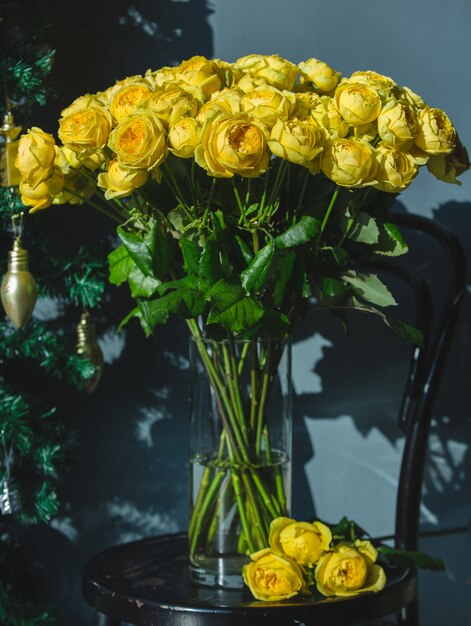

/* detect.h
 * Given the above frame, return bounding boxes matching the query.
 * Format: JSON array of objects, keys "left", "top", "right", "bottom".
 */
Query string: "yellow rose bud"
[
  {"left": 197, "top": 88, "right": 244, "bottom": 124},
  {"left": 321, "top": 139, "right": 378, "bottom": 188},
  {"left": 110, "top": 83, "right": 154, "bottom": 122},
  {"left": 176, "top": 55, "right": 224, "bottom": 99},
  {"left": 235, "top": 54, "right": 299, "bottom": 91},
  {"left": 16, "top": 127, "right": 57, "bottom": 188},
  {"left": 415, "top": 106, "right": 456, "bottom": 155},
  {"left": 268, "top": 118, "right": 325, "bottom": 168},
  {"left": 348, "top": 71, "right": 398, "bottom": 101},
  {"left": 427, "top": 135, "right": 470, "bottom": 185},
  {"left": 309, "top": 96, "right": 350, "bottom": 140},
  {"left": 237, "top": 73, "right": 274, "bottom": 93},
  {"left": 242, "top": 548, "right": 309, "bottom": 602},
  {"left": 194, "top": 112, "right": 269, "bottom": 178},
  {"left": 374, "top": 145, "right": 419, "bottom": 193},
  {"left": 56, "top": 145, "right": 108, "bottom": 174},
  {"left": 399, "top": 86, "right": 427, "bottom": 111},
  {"left": 292, "top": 92, "right": 321, "bottom": 118},
  {"left": 145, "top": 66, "right": 179, "bottom": 90},
  {"left": 297, "top": 58, "right": 341, "bottom": 94},
  {"left": 145, "top": 85, "right": 200, "bottom": 128},
  {"left": 60, "top": 93, "right": 108, "bottom": 118},
  {"left": 168, "top": 118, "right": 202, "bottom": 158},
  {"left": 97, "top": 159, "right": 148, "bottom": 199},
  {"left": 378, "top": 98, "right": 417, "bottom": 148},
  {"left": 241, "top": 86, "right": 296, "bottom": 129},
  {"left": 19, "top": 167, "right": 64, "bottom": 213},
  {"left": 58, "top": 105, "right": 112, "bottom": 153},
  {"left": 315, "top": 541, "right": 386, "bottom": 598},
  {"left": 108, "top": 110, "right": 167, "bottom": 171},
  {"left": 334, "top": 82, "right": 382, "bottom": 126},
  {"left": 269, "top": 517, "right": 332, "bottom": 566}
]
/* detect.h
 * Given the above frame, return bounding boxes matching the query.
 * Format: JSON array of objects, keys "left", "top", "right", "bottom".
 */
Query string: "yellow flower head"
[
  {"left": 242, "top": 548, "right": 309, "bottom": 602},
  {"left": 97, "top": 159, "right": 149, "bottom": 200},
  {"left": 315, "top": 540, "right": 386, "bottom": 598},
  {"left": 16, "top": 127, "right": 57, "bottom": 189},
  {"left": 235, "top": 54, "right": 299, "bottom": 91},
  {"left": 19, "top": 167, "right": 64, "bottom": 213},
  {"left": 374, "top": 144, "right": 419, "bottom": 192},
  {"left": 334, "top": 82, "right": 382, "bottom": 126},
  {"left": 108, "top": 110, "right": 167, "bottom": 171},
  {"left": 110, "top": 83, "right": 154, "bottom": 123},
  {"left": 321, "top": 138, "right": 378, "bottom": 188},
  {"left": 297, "top": 57, "right": 341, "bottom": 94},
  {"left": 269, "top": 517, "right": 332, "bottom": 566},
  {"left": 268, "top": 118, "right": 325, "bottom": 170},
  {"left": 168, "top": 118, "right": 202, "bottom": 159},
  {"left": 415, "top": 106, "right": 456, "bottom": 155},
  {"left": 58, "top": 105, "right": 112, "bottom": 154},
  {"left": 194, "top": 112, "right": 269, "bottom": 178},
  {"left": 241, "top": 85, "right": 296, "bottom": 130}
]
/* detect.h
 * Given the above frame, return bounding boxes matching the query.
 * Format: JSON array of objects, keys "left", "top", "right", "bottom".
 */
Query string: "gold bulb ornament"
[
  {"left": 76, "top": 310, "right": 104, "bottom": 393},
  {"left": 0, "top": 111, "right": 22, "bottom": 187},
  {"left": 1, "top": 239, "right": 38, "bottom": 328}
]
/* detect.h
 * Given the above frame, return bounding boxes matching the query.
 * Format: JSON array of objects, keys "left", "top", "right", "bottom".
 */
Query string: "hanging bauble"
[
  {"left": 76, "top": 310, "right": 104, "bottom": 393},
  {"left": 1, "top": 238, "right": 38, "bottom": 328},
  {"left": 0, "top": 479, "right": 21, "bottom": 515},
  {"left": 0, "top": 111, "right": 22, "bottom": 187}
]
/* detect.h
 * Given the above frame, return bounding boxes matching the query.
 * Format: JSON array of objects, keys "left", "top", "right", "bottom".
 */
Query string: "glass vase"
[{"left": 188, "top": 335, "right": 292, "bottom": 589}]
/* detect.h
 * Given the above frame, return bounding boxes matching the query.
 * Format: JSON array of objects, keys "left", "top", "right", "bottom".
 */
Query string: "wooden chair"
[{"left": 82, "top": 210, "right": 467, "bottom": 626}]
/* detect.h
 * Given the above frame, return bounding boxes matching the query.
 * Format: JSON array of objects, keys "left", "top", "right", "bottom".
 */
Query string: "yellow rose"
[
  {"left": 97, "top": 159, "right": 148, "bottom": 199},
  {"left": 108, "top": 110, "right": 167, "bottom": 171},
  {"left": 58, "top": 105, "right": 112, "bottom": 153},
  {"left": 242, "top": 548, "right": 309, "bottom": 602},
  {"left": 297, "top": 58, "right": 341, "bottom": 94},
  {"left": 269, "top": 517, "right": 332, "bottom": 566},
  {"left": 399, "top": 86, "right": 427, "bottom": 111},
  {"left": 110, "top": 83, "right": 154, "bottom": 122},
  {"left": 348, "top": 71, "right": 398, "bottom": 101},
  {"left": 321, "top": 139, "right": 378, "bottom": 188},
  {"left": 334, "top": 82, "right": 382, "bottom": 126},
  {"left": 145, "top": 66, "right": 179, "bottom": 90},
  {"left": 427, "top": 135, "right": 470, "bottom": 185},
  {"left": 197, "top": 88, "right": 244, "bottom": 124},
  {"left": 194, "top": 112, "right": 269, "bottom": 178},
  {"left": 268, "top": 118, "right": 325, "bottom": 170},
  {"left": 235, "top": 54, "right": 299, "bottom": 91},
  {"left": 241, "top": 86, "right": 296, "bottom": 129},
  {"left": 415, "top": 106, "right": 456, "bottom": 155},
  {"left": 176, "top": 55, "right": 224, "bottom": 99},
  {"left": 315, "top": 541, "right": 386, "bottom": 598},
  {"left": 168, "top": 118, "right": 202, "bottom": 158},
  {"left": 213, "top": 59, "right": 244, "bottom": 88},
  {"left": 292, "top": 92, "right": 321, "bottom": 118},
  {"left": 56, "top": 145, "right": 108, "bottom": 174},
  {"left": 60, "top": 93, "right": 108, "bottom": 118},
  {"left": 19, "top": 167, "right": 64, "bottom": 213},
  {"left": 309, "top": 96, "right": 350, "bottom": 140},
  {"left": 377, "top": 98, "right": 417, "bottom": 148},
  {"left": 16, "top": 127, "right": 57, "bottom": 188},
  {"left": 145, "top": 85, "right": 200, "bottom": 128},
  {"left": 374, "top": 145, "right": 419, "bottom": 193},
  {"left": 237, "top": 73, "right": 275, "bottom": 93}
]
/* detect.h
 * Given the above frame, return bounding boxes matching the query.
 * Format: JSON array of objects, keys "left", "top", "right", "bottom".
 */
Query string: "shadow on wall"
[
  {"left": 290, "top": 201, "right": 471, "bottom": 536},
  {"left": 40, "top": 0, "right": 214, "bottom": 128}
]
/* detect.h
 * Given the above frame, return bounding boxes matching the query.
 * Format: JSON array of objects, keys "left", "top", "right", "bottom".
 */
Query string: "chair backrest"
[{"left": 383, "top": 210, "right": 467, "bottom": 552}]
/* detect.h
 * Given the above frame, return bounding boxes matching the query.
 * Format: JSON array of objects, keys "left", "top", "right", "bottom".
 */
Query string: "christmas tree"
[{"left": 0, "top": 2, "right": 109, "bottom": 622}]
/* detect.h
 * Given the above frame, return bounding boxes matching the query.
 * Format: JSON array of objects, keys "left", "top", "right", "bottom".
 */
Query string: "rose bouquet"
[{"left": 14, "top": 53, "right": 468, "bottom": 586}]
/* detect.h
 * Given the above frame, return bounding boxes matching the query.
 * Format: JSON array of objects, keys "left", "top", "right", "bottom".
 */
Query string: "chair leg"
[
  {"left": 396, "top": 597, "right": 420, "bottom": 626},
  {"left": 93, "top": 610, "right": 122, "bottom": 626}
]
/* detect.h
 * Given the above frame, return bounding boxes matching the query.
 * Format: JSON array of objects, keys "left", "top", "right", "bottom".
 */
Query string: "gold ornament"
[
  {"left": 76, "top": 310, "right": 104, "bottom": 393},
  {"left": 0, "top": 111, "right": 22, "bottom": 187},
  {"left": 1, "top": 238, "right": 38, "bottom": 328}
]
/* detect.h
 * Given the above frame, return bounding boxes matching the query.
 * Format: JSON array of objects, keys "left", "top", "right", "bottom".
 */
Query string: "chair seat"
[{"left": 82, "top": 532, "right": 417, "bottom": 626}]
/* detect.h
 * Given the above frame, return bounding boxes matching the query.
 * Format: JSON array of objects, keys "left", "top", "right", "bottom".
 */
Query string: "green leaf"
[
  {"left": 128, "top": 265, "right": 161, "bottom": 298},
  {"left": 235, "top": 235, "right": 254, "bottom": 266},
  {"left": 272, "top": 250, "right": 296, "bottom": 308},
  {"left": 321, "top": 277, "right": 351, "bottom": 303},
  {"left": 342, "top": 270, "right": 397, "bottom": 307},
  {"left": 179, "top": 237, "right": 201, "bottom": 274},
  {"left": 153, "top": 276, "right": 206, "bottom": 318},
  {"left": 378, "top": 546, "right": 445, "bottom": 571},
  {"left": 275, "top": 216, "right": 321, "bottom": 248},
  {"left": 117, "top": 226, "right": 155, "bottom": 277},
  {"left": 207, "top": 280, "right": 264, "bottom": 332},
  {"left": 137, "top": 299, "right": 169, "bottom": 335},
  {"left": 375, "top": 222, "right": 409, "bottom": 257},
  {"left": 117, "top": 306, "right": 143, "bottom": 333},
  {"left": 241, "top": 241, "right": 275, "bottom": 293},
  {"left": 151, "top": 223, "right": 175, "bottom": 279},
  {"left": 341, "top": 210, "right": 380, "bottom": 245},
  {"left": 383, "top": 315, "right": 424, "bottom": 347},
  {"left": 108, "top": 245, "right": 134, "bottom": 286},
  {"left": 199, "top": 234, "right": 225, "bottom": 284}
]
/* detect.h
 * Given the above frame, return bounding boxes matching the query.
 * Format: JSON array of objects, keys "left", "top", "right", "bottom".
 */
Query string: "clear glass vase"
[{"left": 188, "top": 335, "right": 292, "bottom": 589}]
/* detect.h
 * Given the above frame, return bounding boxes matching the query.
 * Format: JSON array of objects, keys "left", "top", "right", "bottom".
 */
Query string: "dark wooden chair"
[{"left": 82, "top": 210, "right": 467, "bottom": 626}]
